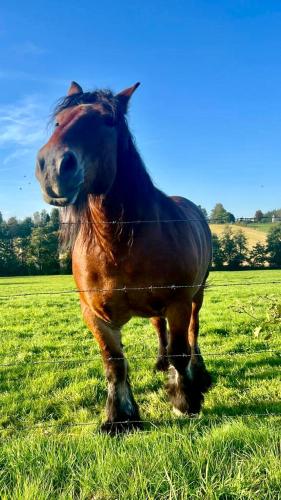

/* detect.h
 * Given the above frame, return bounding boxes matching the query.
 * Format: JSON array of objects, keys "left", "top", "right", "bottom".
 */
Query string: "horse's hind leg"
[
  {"left": 188, "top": 289, "right": 212, "bottom": 397},
  {"left": 82, "top": 306, "right": 140, "bottom": 434},
  {"left": 166, "top": 300, "right": 210, "bottom": 415},
  {"left": 166, "top": 303, "right": 195, "bottom": 414},
  {"left": 150, "top": 316, "right": 169, "bottom": 371}
]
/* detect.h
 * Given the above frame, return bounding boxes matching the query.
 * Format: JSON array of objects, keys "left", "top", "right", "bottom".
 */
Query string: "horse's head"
[{"left": 36, "top": 81, "right": 140, "bottom": 206}]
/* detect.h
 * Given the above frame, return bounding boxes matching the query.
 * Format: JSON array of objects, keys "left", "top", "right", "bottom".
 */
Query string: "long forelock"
[{"left": 52, "top": 89, "right": 117, "bottom": 121}]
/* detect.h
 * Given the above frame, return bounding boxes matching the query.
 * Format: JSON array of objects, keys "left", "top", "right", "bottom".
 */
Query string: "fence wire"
[
  {"left": 0, "top": 348, "right": 280, "bottom": 369},
  {"left": 1, "top": 413, "right": 281, "bottom": 435},
  {"left": 1, "top": 223, "right": 280, "bottom": 433},
  {"left": 59, "top": 216, "right": 281, "bottom": 224},
  {"left": 0, "top": 279, "right": 281, "bottom": 300}
]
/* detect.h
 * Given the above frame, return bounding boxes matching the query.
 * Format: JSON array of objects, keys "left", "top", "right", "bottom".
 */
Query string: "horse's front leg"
[
  {"left": 188, "top": 293, "right": 212, "bottom": 395},
  {"left": 82, "top": 306, "right": 141, "bottom": 434}
]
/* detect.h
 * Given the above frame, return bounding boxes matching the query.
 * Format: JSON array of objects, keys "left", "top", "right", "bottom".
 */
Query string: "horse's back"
[{"left": 169, "top": 195, "right": 212, "bottom": 282}]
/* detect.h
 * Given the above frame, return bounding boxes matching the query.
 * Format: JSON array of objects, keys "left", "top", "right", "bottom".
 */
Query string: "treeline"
[
  {"left": 212, "top": 225, "right": 281, "bottom": 270},
  {"left": 0, "top": 208, "right": 280, "bottom": 276},
  {"left": 0, "top": 209, "right": 71, "bottom": 276},
  {"left": 202, "top": 203, "right": 281, "bottom": 223}
]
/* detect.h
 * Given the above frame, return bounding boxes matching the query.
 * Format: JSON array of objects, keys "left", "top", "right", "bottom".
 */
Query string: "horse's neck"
[
  {"left": 80, "top": 141, "right": 156, "bottom": 260},
  {"left": 104, "top": 138, "right": 156, "bottom": 222}
]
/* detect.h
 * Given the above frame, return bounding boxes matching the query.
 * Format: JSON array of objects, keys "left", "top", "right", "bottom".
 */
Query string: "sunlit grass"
[{"left": 0, "top": 270, "right": 280, "bottom": 499}]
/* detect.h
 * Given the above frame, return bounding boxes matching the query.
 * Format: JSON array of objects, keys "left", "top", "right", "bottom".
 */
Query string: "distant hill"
[{"left": 209, "top": 224, "right": 267, "bottom": 248}]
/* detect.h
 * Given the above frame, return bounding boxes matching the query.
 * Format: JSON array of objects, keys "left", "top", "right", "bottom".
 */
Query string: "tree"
[
  {"left": 50, "top": 208, "right": 60, "bottom": 231},
  {"left": 210, "top": 203, "right": 235, "bottom": 224},
  {"left": 0, "top": 222, "right": 19, "bottom": 276},
  {"left": 225, "top": 211, "right": 235, "bottom": 223},
  {"left": 39, "top": 210, "right": 50, "bottom": 226},
  {"left": 232, "top": 230, "right": 248, "bottom": 268},
  {"left": 267, "top": 223, "right": 281, "bottom": 268},
  {"left": 6, "top": 217, "right": 19, "bottom": 238},
  {"left": 219, "top": 226, "right": 248, "bottom": 269},
  {"left": 33, "top": 211, "right": 41, "bottom": 226},
  {"left": 210, "top": 203, "right": 226, "bottom": 223},
  {"left": 197, "top": 205, "right": 208, "bottom": 219},
  {"left": 255, "top": 210, "right": 263, "bottom": 222},
  {"left": 211, "top": 234, "right": 224, "bottom": 269},
  {"left": 248, "top": 243, "right": 268, "bottom": 268},
  {"left": 33, "top": 210, "right": 50, "bottom": 226},
  {"left": 0, "top": 209, "right": 64, "bottom": 276},
  {"left": 263, "top": 208, "right": 281, "bottom": 220},
  {"left": 18, "top": 217, "right": 33, "bottom": 238},
  {"left": 59, "top": 251, "right": 72, "bottom": 273},
  {"left": 27, "top": 225, "right": 60, "bottom": 274},
  {"left": 220, "top": 227, "right": 237, "bottom": 266}
]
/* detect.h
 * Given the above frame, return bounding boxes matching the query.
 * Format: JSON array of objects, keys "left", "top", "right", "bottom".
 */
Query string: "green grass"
[
  {"left": 236, "top": 222, "right": 273, "bottom": 233},
  {"left": 0, "top": 270, "right": 280, "bottom": 499}
]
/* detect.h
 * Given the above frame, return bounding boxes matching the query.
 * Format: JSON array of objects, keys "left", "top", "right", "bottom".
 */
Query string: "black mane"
[
  {"left": 56, "top": 88, "right": 155, "bottom": 254},
  {"left": 52, "top": 89, "right": 118, "bottom": 121}
]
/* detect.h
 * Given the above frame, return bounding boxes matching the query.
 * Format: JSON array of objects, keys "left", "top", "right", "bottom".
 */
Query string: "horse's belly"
[
  {"left": 128, "top": 294, "right": 167, "bottom": 318},
  {"left": 125, "top": 286, "right": 196, "bottom": 319},
  {"left": 87, "top": 289, "right": 168, "bottom": 322}
]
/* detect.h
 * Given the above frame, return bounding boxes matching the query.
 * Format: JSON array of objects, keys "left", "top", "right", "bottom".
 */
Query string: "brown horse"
[{"left": 36, "top": 81, "right": 212, "bottom": 433}]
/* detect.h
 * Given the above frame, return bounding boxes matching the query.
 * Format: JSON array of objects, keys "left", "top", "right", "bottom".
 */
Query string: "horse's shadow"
[{"left": 139, "top": 400, "right": 281, "bottom": 433}]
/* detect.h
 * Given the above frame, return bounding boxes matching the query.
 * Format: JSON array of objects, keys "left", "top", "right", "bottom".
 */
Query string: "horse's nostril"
[
  {"left": 38, "top": 156, "right": 45, "bottom": 171},
  {"left": 59, "top": 152, "right": 77, "bottom": 176}
]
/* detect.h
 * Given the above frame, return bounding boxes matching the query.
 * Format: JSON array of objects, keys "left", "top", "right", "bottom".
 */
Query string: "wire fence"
[
  {"left": 0, "top": 279, "right": 281, "bottom": 300},
  {"left": 0, "top": 348, "right": 280, "bottom": 369},
  {"left": 59, "top": 216, "right": 281, "bottom": 224},
  {"left": 1, "top": 413, "right": 281, "bottom": 435},
  {"left": 1, "top": 216, "right": 280, "bottom": 434}
]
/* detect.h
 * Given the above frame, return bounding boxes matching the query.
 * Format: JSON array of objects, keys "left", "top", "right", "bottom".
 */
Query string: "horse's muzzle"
[{"left": 36, "top": 150, "right": 84, "bottom": 206}]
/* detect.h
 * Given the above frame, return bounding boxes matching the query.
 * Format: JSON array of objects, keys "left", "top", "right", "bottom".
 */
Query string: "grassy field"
[
  {"left": 236, "top": 223, "right": 273, "bottom": 233},
  {"left": 0, "top": 270, "right": 280, "bottom": 499},
  {"left": 209, "top": 224, "right": 268, "bottom": 247}
]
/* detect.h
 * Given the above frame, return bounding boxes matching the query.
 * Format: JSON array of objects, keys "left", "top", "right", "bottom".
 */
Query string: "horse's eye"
[{"left": 55, "top": 122, "right": 59, "bottom": 127}]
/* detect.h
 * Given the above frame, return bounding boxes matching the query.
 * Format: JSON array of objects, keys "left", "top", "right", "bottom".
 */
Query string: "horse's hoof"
[
  {"left": 173, "top": 406, "right": 186, "bottom": 416},
  {"left": 155, "top": 356, "right": 169, "bottom": 372},
  {"left": 201, "top": 371, "right": 213, "bottom": 392},
  {"left": 100, "top": 419, "right": 143, "bottom": 436},
  {"left": 173, "top": 407, "right": 200, "bottom": 418},
  {"left": 188, "top": 412, "right": 200, "bottom": 419},
  {"left": 190, "top": 365, "right": 212, "bottom": 393}
]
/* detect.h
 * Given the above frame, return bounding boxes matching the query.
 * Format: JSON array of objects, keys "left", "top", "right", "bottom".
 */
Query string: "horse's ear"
[
  {"left": 67, "top": 81, "right": 83, "bottom": 96},
  {"left": 116, "top": 82, "right": 140, "bottom": 113}
]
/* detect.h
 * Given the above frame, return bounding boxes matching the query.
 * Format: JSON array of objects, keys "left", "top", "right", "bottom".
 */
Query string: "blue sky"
[{"left": 0, "top": 0, "right": 281, "bottom": 219}]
